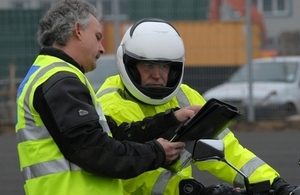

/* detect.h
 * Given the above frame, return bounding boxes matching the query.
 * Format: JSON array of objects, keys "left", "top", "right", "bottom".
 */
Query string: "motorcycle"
[{"left": 183, "top": 139, "right": 300, "bottom": 195}]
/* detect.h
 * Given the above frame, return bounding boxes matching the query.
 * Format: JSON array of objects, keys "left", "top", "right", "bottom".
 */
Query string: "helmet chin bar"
[
  {"left": 137, "top": 85, "right": 175, "bottom": 99},
  {"left": 126, "top": 83, "right": 181, "bottom": 106}
]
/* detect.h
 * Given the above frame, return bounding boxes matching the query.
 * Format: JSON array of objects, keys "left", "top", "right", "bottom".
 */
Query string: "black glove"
[
  {"left": 271, "top": 177, "right": 300, "bottom": 195},
  {"left": 202, "top": 183, "right": 243, "bottom": 195}
]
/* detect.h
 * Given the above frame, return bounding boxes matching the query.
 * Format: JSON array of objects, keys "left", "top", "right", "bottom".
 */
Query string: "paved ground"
[
  {"left": 0, "top": 134, "right": 24, "bottom": 195},
  {"left": 1, "top": 129, "right": 300, "bottom": 194}
]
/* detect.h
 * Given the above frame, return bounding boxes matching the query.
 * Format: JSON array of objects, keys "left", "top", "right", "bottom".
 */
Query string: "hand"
[
  {"left": 272, "top": 177, "right": 300, "bottom": 195},
  {"left": 156, "top": 138, "right": 185, "bottom": 165},
  {"left": 174, "top": 105, "right": 202, "bottom": 123},
  {"left": 164, "top": 148, "right": 192, "bottom": 173}
]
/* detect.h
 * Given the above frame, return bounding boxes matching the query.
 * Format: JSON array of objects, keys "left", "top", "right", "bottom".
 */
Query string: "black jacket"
[{"left": 33, "top": 47, "right": 181, "bottom": 179}]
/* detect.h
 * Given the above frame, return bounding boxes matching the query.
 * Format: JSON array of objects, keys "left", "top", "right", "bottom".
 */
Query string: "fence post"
[{"left": 8, "top": 63, "right": 16, "bottom": 125}]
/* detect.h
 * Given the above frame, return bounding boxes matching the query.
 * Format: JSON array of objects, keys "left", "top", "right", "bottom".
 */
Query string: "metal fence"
[{"left": 1, "top": 0, "right": 300, "bottom": 125}]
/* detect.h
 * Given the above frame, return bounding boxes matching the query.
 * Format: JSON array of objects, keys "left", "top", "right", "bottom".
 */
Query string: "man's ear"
[{"left": 74, "top": 22, "right": 82, "bottom": 40}]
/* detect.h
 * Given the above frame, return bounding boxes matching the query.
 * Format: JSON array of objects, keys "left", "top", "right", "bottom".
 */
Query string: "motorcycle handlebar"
[
  {"left": 291, "top": 187, "right": 300, "bottom": 195},
  {"left": 235, "top": 188, "right": 274, "bottom": 195}
]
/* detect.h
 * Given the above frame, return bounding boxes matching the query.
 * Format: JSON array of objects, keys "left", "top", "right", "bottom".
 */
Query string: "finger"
[
  {"left": 188, "top": 105, "right": 202, "bottom": 112},
  {"left": 173, "top": 141, "right": 185, "bottom": 148}
]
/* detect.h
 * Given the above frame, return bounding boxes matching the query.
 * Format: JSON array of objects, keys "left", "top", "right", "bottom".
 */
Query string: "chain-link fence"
[{"left": 1, "top": 0, "right": 300, "bottom": 126}]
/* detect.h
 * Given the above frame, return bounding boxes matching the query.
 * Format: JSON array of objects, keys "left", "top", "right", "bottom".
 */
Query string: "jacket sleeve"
[
  {"left": 33, "top": 71, "right": 166, "bottom": 179},
  {"left": 106, "top": 108, "right": 181, "bottom": 143},
  {"left": 194, "top": 130, "right": 280, "bottom": 186},
  {"left": 184, "top": 86, "right": 280, "bottom": 187}
]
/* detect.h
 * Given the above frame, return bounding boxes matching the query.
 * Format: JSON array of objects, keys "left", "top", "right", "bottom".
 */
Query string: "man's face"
[
  {"left": 79, "top": 16, "right": 105, "bottom": 73},
  {"left": 136, "top": 62, "right": 170, "bottom": 87}
]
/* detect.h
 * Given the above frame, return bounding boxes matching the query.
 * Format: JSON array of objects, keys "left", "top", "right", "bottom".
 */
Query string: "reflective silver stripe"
[
  {"left": 149, "top": 89, "right": 188, "bottom": 194},
  {"left": 18, "top": 62, "right": 90, "bottom": 181},
  {"left": 22, "top": 158, "right": 81, "bottom": 180},
  {"left": 216, "top": 128, "right": 230, "bottom": 139},
  {"left": 17, "top": 126, "right": 51, "bottom": 142},
  {"left": 176, "top": 149, "right": 193, "bottom": 171},
  {"left": 18, "top": 62, "right": 74, "bottom": 143},
  {"left": 96, "top": 87, "right": 119, "bottom": 98},
  {"left": 18, "top": 62, "right": 96, "bottom": 142},
  {"left": 152, "top": 170, "right": 176, "bottom": 195},
  {"left": 176, "top": 88, "right": 190, "bottom": 108},
  {"left": 25, "top": 63, "right": 70, "bottom": 127},
  {"left": 233, "top": 157, "right": 266, "bottom": 187}
]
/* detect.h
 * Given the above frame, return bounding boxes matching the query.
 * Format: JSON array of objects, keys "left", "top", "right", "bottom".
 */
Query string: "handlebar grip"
[{"left": 291, "top": 187, "right": 300, "bottom": 195}]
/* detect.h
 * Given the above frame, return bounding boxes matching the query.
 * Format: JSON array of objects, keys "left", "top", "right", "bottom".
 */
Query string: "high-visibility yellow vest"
[
  {"left": 97, "top": 75, "right": 280, "bottom": 195},
  {"left": 16, "top": 55, "right": 122, "bottom": 195}
]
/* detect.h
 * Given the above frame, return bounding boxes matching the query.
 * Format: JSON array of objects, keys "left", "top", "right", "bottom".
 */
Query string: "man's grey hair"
[{"left": 37, "top": 0, "right": 102, "bottom": 47}]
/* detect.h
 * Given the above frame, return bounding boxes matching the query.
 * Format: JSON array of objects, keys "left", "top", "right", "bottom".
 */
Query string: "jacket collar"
[{"left": 39, "top": 47, "right": 85, "bottom": 73}]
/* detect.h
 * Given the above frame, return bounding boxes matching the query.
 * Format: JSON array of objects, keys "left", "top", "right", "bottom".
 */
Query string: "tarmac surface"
[{"left": 1, "top": 129, "right": 300, "bottom": 195}]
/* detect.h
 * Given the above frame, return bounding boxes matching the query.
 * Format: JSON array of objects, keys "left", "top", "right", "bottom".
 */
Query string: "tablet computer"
[{"left": 170, "top": 98, "right": 241, "bottom": 142}]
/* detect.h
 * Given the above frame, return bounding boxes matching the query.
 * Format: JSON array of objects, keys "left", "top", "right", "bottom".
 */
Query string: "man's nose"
[
  {"left": 151, "top": 67, "right": 162, "bottom": 77},
  {"left": 99, "top": 42, "right": 105, "bottom": 54}
]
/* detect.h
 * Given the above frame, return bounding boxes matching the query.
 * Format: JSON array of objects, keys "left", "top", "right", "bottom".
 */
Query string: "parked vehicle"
[
  {"left": 203, "top": 56, "right": 300, "bottom": 121},
  {"left": 85, "top": 54, "right": 118, "bottom": 92}
]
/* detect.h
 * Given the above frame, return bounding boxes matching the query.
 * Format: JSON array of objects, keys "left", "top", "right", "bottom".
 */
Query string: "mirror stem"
[{"left": 222, "top": 159, "right": 250, "bottom": 192}]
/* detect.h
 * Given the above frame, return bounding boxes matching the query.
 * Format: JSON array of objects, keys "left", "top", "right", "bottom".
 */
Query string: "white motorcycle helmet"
[{"left": 116, "top": 18, "right": 185, "bottom": 105}]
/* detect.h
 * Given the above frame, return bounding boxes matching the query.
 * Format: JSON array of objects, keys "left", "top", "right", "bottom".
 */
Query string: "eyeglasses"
[{"left": 136, "top": 63, "right": 170, "bottom": 73}]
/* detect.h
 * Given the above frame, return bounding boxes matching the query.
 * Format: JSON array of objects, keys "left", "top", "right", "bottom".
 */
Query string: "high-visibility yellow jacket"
[
  {"left": 97, "top": 75, "right": 280, "bottom": 195},
  {"left": 15, "top": 53, "right": 123, "bottom": 195}
]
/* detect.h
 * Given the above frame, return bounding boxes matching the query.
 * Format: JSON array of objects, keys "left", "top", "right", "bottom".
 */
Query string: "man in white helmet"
[{"left": 96, "top": 18, "right": 299, "bottom": 195}]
